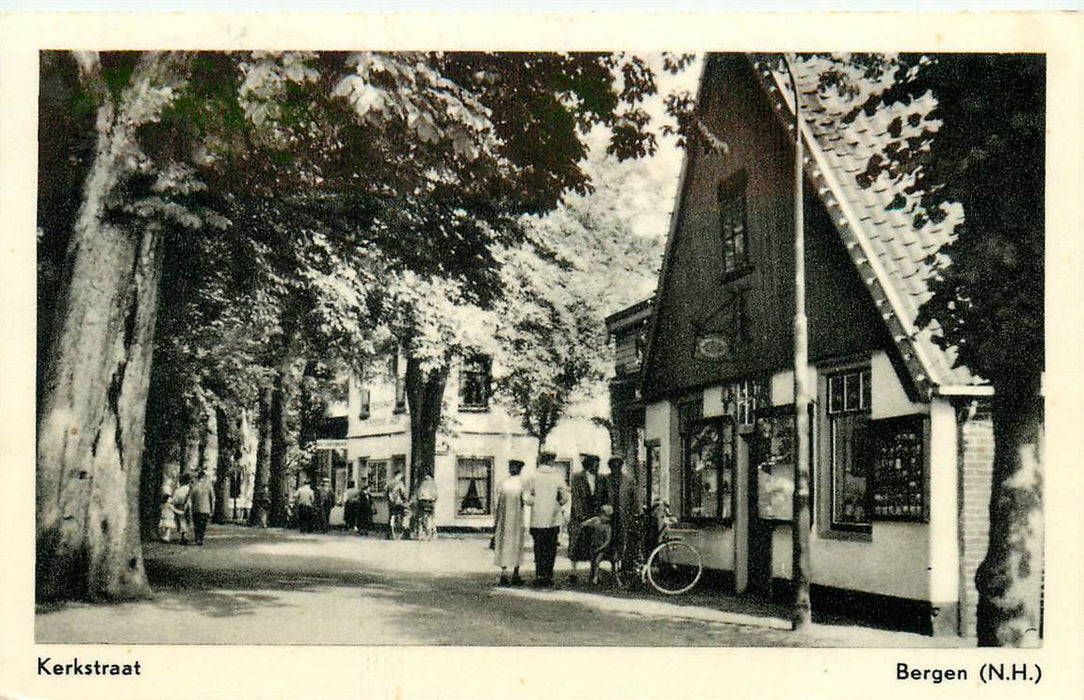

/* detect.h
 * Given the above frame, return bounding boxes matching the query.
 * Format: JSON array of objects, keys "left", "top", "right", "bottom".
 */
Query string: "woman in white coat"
[{"left": 493, "top": 459, "right": 527, "bottom": 586}]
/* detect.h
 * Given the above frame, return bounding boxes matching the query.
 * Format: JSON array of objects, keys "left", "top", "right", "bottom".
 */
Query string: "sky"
[{"left": 578, "top": 54, "right": 703, "bottom": 241}]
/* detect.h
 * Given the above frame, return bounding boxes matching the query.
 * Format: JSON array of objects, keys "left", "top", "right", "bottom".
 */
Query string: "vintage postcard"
[{"left": 1, "top": 7, "right": 1081, "bottom": 700}]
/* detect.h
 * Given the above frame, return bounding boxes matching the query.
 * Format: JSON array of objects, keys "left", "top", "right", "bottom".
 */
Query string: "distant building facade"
[
  {"left": 315, "top": 349, "right": 610, "bottom": 530},
  {"left": 605, "top": 297, "right": 654, "bottom": 509}
]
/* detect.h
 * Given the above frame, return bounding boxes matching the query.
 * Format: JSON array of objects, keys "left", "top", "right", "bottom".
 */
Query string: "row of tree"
[{"left": 36, "top": 50, "right": 677, "bottom": 603}]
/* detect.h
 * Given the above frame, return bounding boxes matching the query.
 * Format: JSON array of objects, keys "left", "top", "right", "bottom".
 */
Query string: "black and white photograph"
[{"left": 2, "top": 6, "right": 1082, "bottom": 700}]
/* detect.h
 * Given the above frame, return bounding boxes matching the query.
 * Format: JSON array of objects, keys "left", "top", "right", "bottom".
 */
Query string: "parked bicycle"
[{"left": 617, "top": 502, "right": 704, "bottom": 596}]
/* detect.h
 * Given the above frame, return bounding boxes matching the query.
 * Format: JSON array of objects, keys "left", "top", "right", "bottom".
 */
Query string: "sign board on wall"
[{"left": 693, "top": 333, "right": 734, "bottom": 361}]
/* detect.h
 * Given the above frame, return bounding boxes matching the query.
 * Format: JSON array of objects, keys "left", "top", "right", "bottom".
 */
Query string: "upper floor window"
[
  {"left": 459, "top": 355, "right": 491, "bottom": 411},
  {"left": 718, "top": 177, "right": 750, "bottom": 275},
  {"left": 357, "top": 387, "right": 371, "bottom": 421},
  {"left": 391, "top": 353, "right": 406, "bottom": 414}
]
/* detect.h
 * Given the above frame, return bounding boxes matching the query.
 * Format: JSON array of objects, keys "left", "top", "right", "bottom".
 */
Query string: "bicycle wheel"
[{"left": 646, "top": 540, "right": 703, "bottom": 595}]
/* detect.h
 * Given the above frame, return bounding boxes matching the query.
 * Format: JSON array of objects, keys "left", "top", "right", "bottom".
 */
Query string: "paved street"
[{"left": 36, "top": 525, "right": 965, "bottom": 647}]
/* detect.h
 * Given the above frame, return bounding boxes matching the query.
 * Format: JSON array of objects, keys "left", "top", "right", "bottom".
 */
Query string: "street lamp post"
[{"left": 783, "top": 52, "right": 812, "bottom": 632}]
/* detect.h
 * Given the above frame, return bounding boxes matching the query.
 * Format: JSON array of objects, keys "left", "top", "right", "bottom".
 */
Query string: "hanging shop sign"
[{"left": 694, "top": 333, "right": 735, "bottom": 361}]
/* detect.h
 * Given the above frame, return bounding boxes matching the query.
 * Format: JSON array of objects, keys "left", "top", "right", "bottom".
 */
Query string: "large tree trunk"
[
  {"left": 181, "top": 419, "right": 202, "bottom": 477},
  {"left": 249, "top": 387, "right": 273, "bottom": 527},
  {"left": 213, "top": 407, "right": 233, "bottom": 523},
  {"left": 405, "top": 355, "right": 449, "bottom": 491},
  {"left": 975, "top": 383, "right": 1044, "bottom": 647},
  {"left": 200, "top": 404, "right": 218, "bottom": 480},
  {"left": 237, "top": 407, "right": 258, "bottom": 519},
  {"left": 268, "top": 369, "right": 292, "bottom": 527},
  {"left": 35, "top": 52, "right": 179, "bottom": 602}
]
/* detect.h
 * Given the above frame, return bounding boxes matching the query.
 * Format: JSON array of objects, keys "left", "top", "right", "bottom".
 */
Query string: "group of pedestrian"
[
  {"left": 158, "top": 470, "right": 216, "bottom": 546},
  {"left": 383, "top": 469, "right": 438, "bottom": 539},
  {"left": 491, "top": 452, "right": 639, "bottom": 588},
  {"left": 342, "top": 480, "right": 376, "bottom": 535},
  {"left": 293, "top": 475, "right": 339, "bottom": 533}
]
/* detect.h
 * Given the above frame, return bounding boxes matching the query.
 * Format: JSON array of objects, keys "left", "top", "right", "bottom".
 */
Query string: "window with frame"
[
  {"left": 828, "top": 367, "right": 873, "bottom": 530},
  {"left": 723, "top": 377, "right": 765, "bottom": 426},
  {"left": 391, "top": 353, "right": 407, "bottom": 414},
  {"left": 364, "top": 458, "right": 388, "bottom": 494},
  {"left": 718, "top": 178, "right": 750, "bottom": 275},
  {"left": 867, "top": 415, "right": 926, "bottom": 521},
  {"left": 456, "top": 457, "right": 493, "bottom": 515},
  {"left": 459, "top": 355, "right": 491, "bottom": 411},
  {"left": 680, "top": 419, "right": 734, "bottom": 522}
]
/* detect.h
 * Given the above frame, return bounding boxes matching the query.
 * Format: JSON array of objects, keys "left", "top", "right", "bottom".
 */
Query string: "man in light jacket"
[{"left": 524, "top": 452, "right": 570, "bottom": 588}]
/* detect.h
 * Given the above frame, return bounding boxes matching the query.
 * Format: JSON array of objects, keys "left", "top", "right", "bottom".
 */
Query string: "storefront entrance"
[{"left": 743, "top": 428, "right": 774, "bottom": 597}]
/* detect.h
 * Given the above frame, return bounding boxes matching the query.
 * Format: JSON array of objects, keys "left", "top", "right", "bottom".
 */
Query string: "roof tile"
[{"left": 749, "top": 53, "right": 979, "bottom": 388}]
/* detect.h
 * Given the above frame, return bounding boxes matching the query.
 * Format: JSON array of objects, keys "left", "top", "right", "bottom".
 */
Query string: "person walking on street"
[
  {"left": 385, "top": 469, "right": 409, "bottom": 539},
  {"left": 604, "top": 457, "right": 640, "bottom": 577},
  {"left": 412, "top": 473, "right": 438, "bottom": 539},
  {"left": 357, "top": 480, "right": 374, "bottom": 536},
  {"left": 190, "top": 470, "right": 216, "bottom": 546},
  {"left": 294, "top": 478, "right": 316, "bottom": 533},
  {"left": 525, "top": 452, "right": 570, "bottom": 588},
  {"left": 316, "top": 477, "right": 335, "bottom": 533},
  {"left": 157, "top": 493, "right": 182, "bottom": 543},
  {"left": 170, "top": 473, "right": 193, "bottom": 545},
  {"left": 568, "top": 453, "right": 603, "bottom": 585},
  {"left": 492, "top": 459, "right": 527, "bottom": 586},
  {"left": 343, "top": 481, "right": 361, "bottom": 533}
]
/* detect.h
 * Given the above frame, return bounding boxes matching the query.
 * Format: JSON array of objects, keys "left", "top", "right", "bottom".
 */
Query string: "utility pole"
[{"left": 783, "top": 52, "right": 812, "bottom": 631}]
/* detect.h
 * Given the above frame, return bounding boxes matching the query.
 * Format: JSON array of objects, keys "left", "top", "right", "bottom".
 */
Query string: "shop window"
[
  {"left": 752, "top": 404, "right": 814, "bottom": 522},
  {"left": 718, "top": 176, "right": 750, "bottom": 275},
  {"left": 459, "top": 355, "right": 491, "bottom": 411},
  {"left": 456, "top": 457, "right": 493, "bottom": 515},
  {"left": 680, "top": 419, "right": 734, "bottom": 522},
  {"left": 829, "top": 367, "right": 872, "bottom": 530},
  {"left": 358, "top": 388, "right": 371, "bottom": 420},
  {"left": 867, "top": 415, "right": 926, "bottom": 521},
  {"left": 364, "top": 458, "right": 388, "bottom": 495}
]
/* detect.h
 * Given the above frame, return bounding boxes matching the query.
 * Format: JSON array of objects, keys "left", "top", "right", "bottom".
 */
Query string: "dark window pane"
[
  {"left": 829, "top": 376, "right": 844, "bottom": 413},
  {"left": 844, "top": 373, "right": 860, "bottom": 412},
  {"left": 831, "top": 414, "right": 870, "bottom": 526}
]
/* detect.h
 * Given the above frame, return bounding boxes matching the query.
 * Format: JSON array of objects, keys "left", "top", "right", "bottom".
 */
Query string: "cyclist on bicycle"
[
  {"left": 412, "top": 473, "right": 438, "bottom": 539},
  {"left": 385, "top": 469, "right": 409, "bottom": 539}
]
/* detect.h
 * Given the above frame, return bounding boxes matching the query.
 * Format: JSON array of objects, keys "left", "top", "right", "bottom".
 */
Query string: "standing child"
[{"left": 158, "top": 493, "right": 181, "bottom": 543}]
